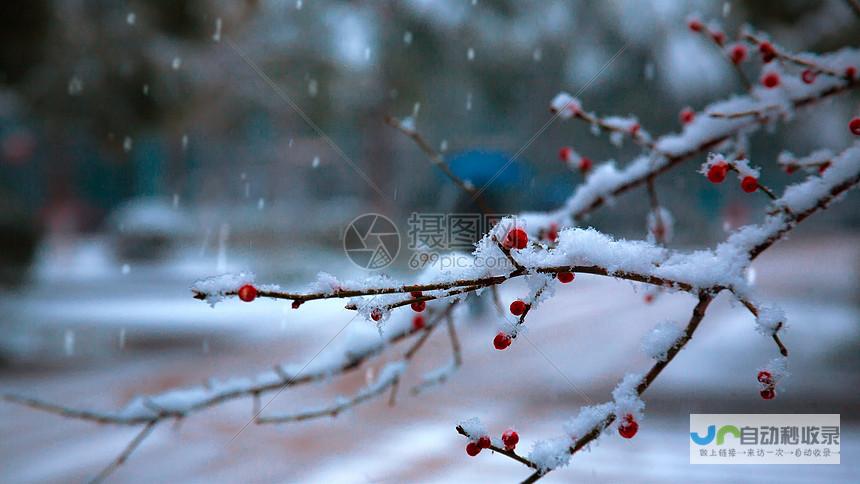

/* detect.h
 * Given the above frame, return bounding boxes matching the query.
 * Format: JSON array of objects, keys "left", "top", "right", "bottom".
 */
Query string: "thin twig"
[
  {"left": 385, "top": 115, "right": 492, "bottom": 214},
  {"left": 89, "top": 420, "right": 158, "bottom": 484}
]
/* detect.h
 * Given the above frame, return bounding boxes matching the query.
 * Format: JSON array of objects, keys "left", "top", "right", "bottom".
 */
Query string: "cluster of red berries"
[
  {"left": 759, "top": 41, "right": 776, "bottom": 63},
  {"left": 758, "top": 370, "right": 777, "bottom": 400},
  {"left": 850, "top": 117, "right": 860, "bottom": 136},
  {"left": 686, "top": 19, "right": 724, "bottom": 46},
  {"left": 466, "top": 429, "right": 520, "bottom": 456},
  {"left": 706, "top": 162, "right": 759, "bottom": 193},
  {"left": 410, "top": 290, "right": 426, "bottom": 313},
  {"left": 502, "top": 227, "right": 529, "bottom": 250},
  {"left": 618, "top": 414, "right": 639, "bottom": 439},
  {"left": 238, "top": 284, "right": 257, "bottom": 302},
  {"left": 559, "top": 147, "right": 592, "bottom": 172}
]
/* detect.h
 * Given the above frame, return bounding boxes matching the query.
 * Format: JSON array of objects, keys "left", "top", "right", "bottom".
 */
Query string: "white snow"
[{"left": 641, "top": 321, "right": 684, "bottom": 361}]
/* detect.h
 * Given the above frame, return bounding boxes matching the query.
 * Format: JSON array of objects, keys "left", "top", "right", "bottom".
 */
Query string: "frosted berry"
[
  {"left": 503, "top": 228, "right": 528, "bottom": 250},
  {"left": 510, "top": 300, "right": 527, "bottom": 316},
  {"left": 759, "top": 41, "right": 776, "bottom": 62},
  {"left": 757, "top": 370, "right": 773, "bottom": 384},
  {"left": 741, "top": 176, "right": 759, "bottom": 193},
  {"left": 761, "top": 72, "right": 780, "bottom": 88},
  {"left": 679, "top": 107, "right": 695, "bottom": 125},
  {"left": 466, "top": 441, "right": 482, "bottom": 456},
  {"left": 760, "top": 387, "right": 776, "bottom": 400},
  {"left": 579, "top": 157, "right": 593, "bottom": 172},
  {"left": 502, "top": 429, "right": 519, "bottom": 450},
  {"left": 411, "top": 300, "right": 426, "bottom": 312},
  {"left": 630, "top": 123, "right": 641, "bottom": 136},
  {"left": 711, "top": 31, "right": 725, "bottom": 46},
  {"left": 730, "top": 44, "right": 747, "bottom": 65},
  {"left": 559, "top": 146, "right": 573, "bottom": 161},
  {"left": 707, "top": 163, "right": 728, "bottom": 184},
  {"left": 493, "top": 332, "right": 512, "bottom": 350},
  {"left": 477, "top": 436, "right": 491, "bottom": 449},
  {"left": 618, "top": 414, "right": 639, "bottom": 439},
  {"left": 557, "top": 272, "right": 574, "bottom": 283},
  {"left": 846, "top": 66, "right": 856, "bottom": 80},
  {"left": 545, "top": 223, "right": 559, "bottom": 242},
  {"left": 850, "top": 117, "right": 860, "bottom": 136},
  {"left": 238, "top": 284, "right": 257, "bottom": 302},
  {"left": 410, "top": 290, "right": 423, "bottom": 298},
  {"left": 370, "top": 308, "right": 383, "bottom": 322},
  {"left": 644, "top": 293, "right": 655, "bottom": 304},
  {"left": 801, "top": 69, "right": 816, "bottom": 84},
  {"left": 784, "top": 164, "right": 797, "bottom": 175},
  {"left": 687, "top": 19, "right": 703, "bottom": 32},
  {"left": 412, "top": 315, "right": 425, "bottom": 330}
]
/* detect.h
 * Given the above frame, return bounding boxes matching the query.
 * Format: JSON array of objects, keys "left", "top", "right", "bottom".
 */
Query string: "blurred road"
[{"left": 1, "top": 235, "right": 858, "bottom": 483}]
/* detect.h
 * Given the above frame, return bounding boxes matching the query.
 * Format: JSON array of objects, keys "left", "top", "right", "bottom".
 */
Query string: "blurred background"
[{"left": 1, "top": 0, "right": 858, "bottom": 482}]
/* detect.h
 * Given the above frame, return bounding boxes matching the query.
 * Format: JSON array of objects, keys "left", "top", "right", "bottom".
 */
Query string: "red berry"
[
  {"left": 707, "top": 163, "right": 728, "bottom": 184},
  {"left": 630, "top": 123, "right": 640, "bottom": 136},
  {"left": 784, "top": 164, "right": 797, "bottom": 175},
  {"left": 846, "top": 66, "right": 857, "bottom": 80},
  {"left": 818, "top": 162, "right": 831, "bottom": 174},
  {"left": 757, "top": 370, "right": 773, "bottom": 384},
  {"left": 711, "top": 31, "right": 725, "bottom": 46},
  {"left": 850, "top": 117, "right": 860, "bottom": 136},
  {"left": 644, "top": 293, "right": 655, "bottom": 304},
  {"left": 503, "top": 228, "right": 528, "bottom": 250},
  {"left": 466, "top": 441, "right": 482, "bottom": 456},
  {"left": 410, "top": 290, "right": 422, "bottom": 298},
  {"left": 509, "top": 300, "right": 527, "bottom": 316},
  {"left": 291, "top": 300, "right": 303, "bottom": 309},
  {"left": 760, "top": 387, "right": 776, "bottom": 400},
  {"left": 559, "top": 146, "right": 573, "bottom": 161},
  {"left": 579, "top": 157, "right": 592, "bottom": 172},
  {"left": 412, "top": 315, "right": 425, "bottom": 330},
  {"left": 730, "top": 44, "right": 747, "bottom": 65},
  {"left": 238, "top": 284, "right": 257, "bottom": 302},
  {"left": 477, "top": 436, "right": 491, "bottom": 449},
  {"left": 741, "top": 176, "right": 759, "bottom": 193},
  {"left": 545, "top": 223, "right": 559, "bottom": 242},
  {"left": 759, "top": 41, "right": 776, "bottom": 62},
  {"left": 411, "top": 300, "right": 426, "bottom": 312},
  {"left": 371, "top": 308, "right": 383, "bottom": 321},
  {"left": 493, "top": 332, "right": 512, "bottom": 350},
  {"left": 679, "top": 107, "right": 695, "bottom": 125},
  {"left": 502, "top": 429, "right": 519, "bottom": 450},
  {"left": 618, "top": 414, "right": 639, "bottom": 439},
  {"left": 761, "top": 72, "right": 780, "bottom": 88},
  {"left": 688, "top": 19, "right": 703, "bottom": 32},
  {"left": 557, "top": 272, "right": 574, "bottom": 283},
  {"left": 801, "top": 69, "right": 816, "bottom": 84}
]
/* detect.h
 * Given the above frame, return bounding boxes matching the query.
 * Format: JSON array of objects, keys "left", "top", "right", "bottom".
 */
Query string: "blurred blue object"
[{"left": 445, "top": 150, "right": 528, "bottom": 189}]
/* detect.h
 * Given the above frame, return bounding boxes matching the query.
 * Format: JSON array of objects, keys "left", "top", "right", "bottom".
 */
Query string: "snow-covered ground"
[{"left": 0, "top": 234, "right": 857, "bottom": 482}]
